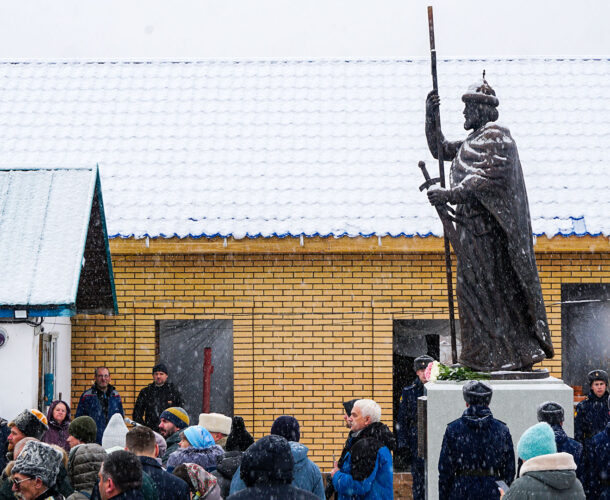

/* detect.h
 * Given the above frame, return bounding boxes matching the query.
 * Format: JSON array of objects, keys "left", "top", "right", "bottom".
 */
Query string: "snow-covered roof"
[
  {"left": 0, "top": 58, "right": 607, "bottom": 239},
  {"left": 0, "top": 166, "right": 117, "bottom": 317}
]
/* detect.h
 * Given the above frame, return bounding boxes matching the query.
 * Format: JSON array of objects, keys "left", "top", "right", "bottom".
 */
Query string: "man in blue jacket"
[
  {"left": 331, "top": 399, "right": 395, "bottom": 500},
  {"left": 76, "top": 366, "right": 124, "bottom": 444},
  {"left": 438, "top": 381, "right": 515, "bottom": 500},
  {"left": 397, "top": 355, "right": 433, "bottom": 500},
  {"left": 575, "top": 369, "right": 609, "bottom": 447}
]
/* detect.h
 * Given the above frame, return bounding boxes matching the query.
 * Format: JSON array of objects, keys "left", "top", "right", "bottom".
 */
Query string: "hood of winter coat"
[
  {"left": 461, "top": 405, "right": 493, "bottom": 429},
  {"left": 46, "top": 400, "right": 72, "bottom": 429},
  {"left": 359, "top": 421, "right": 396, "bottom": 451},
  {"left": 520, "top": 452, "right": 577, "bottom": 490},
  {"left": 289, "top": 441, "right": 309, "bottom": 468},
  {"left": 216, "top": 450, "right": 242, "bottom": 478}
]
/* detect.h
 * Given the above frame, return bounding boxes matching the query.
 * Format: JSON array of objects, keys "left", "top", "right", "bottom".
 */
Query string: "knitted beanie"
[
  {"left": 159, "top": 407, "right": 190, "bottom": 430},
  {"left": 13, "top": 441, "right": 62, "bottom": 487},
  {"left": 270, "top": 416, "right": 300, "bottom": 443},
  {"left": 69, "top": 416, "right": 98, "bottom": 444},
  {"left": 102, "top": 413, "right": 129, "bottom": 450},
  {"left": 152, "top": 363, "right": 169, "bottom": 375},
  {"left": 10, "top": 409, "right": 49, "bottom": 440},
  {"left": 153, "top": 431, "right": 167, "bottom": 458},
  {"left": 183, "top": 426, "right": 216, "bottom": 449},
  {"left": 517, "top": 422, "right": 557, "bottom": 461},
  {"left": 198, "top": 412, "right": 232, "bottom": 435}
]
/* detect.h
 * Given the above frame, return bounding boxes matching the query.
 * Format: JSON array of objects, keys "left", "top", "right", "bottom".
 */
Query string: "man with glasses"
[
  {"left": 10, "top": 440, "right": 63, "bottom": 499},
  {"left": 75, "top": 367, "right": 124, "bottom": 444}
]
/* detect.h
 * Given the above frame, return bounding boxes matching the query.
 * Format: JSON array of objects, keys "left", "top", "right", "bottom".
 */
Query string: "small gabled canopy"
[{"left": 0, "top": 166, "right": 117, "bottom": 317}]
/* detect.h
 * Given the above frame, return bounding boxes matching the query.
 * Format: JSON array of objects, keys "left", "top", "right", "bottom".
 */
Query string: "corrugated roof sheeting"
[{"left": 0, "top": 58, "right": 607, "bottom": 239}]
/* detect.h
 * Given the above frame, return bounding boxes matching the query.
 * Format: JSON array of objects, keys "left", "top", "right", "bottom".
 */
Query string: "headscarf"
[{"left": 183, "top": 463, "right": 218, "bottom": 498}]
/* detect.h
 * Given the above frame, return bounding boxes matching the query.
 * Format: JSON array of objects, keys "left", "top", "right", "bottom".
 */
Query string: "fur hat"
[
  {"left": 462, "top": 380, "right": 493, "bottom": 406},
  {"left": 9, "top": 409, "right": 48, "bottom": 440},
  {"left": 462, "top": 75, "right": 499, "bottom": 107},
  {"left": 69, "top": 416, "right": 97, "bottom": 444},
  {"left": 588, "top": 369, "right": 608, "bottom": 386},
  {"left": 102, "top": 413, "right": 128, "bottom": 450},
  {"left": 198, "top": 412, "right": 232, "bottom": 435},
  {"left": 152, "top": 362, "right": 168, "bottom": 375},
  {"left": 153, "top": 431, "right": 167, "bottom": 458},
  {"left": 159, "top": 407, "right": 190, "bottom": 430},
  {"left": 240, "top": 435, "right": 293, "bottom": 487},
  {"left": 517, "top": 422, "right": 557, "bottom": 461},
  {"left": 414, "top": 355, "right": 434, "bottom": 372},
  {"left": 270, "top": 416, "right": 300, "bottom": 443},
  {"left": 537, "top": 401, "right": 564, "bottom": 426},
  {"left": 13, "top": 441, "right": 62, "bottom": 487}
]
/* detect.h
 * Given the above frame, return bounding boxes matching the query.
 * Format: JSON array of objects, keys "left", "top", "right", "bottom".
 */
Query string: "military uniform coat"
[
  {"left": 438, "top": 405, "right": 515, "bottom": 500},
  {"left": 582, "top": 422, "right": 610, "bottom": 499},
  {"left": 574, "top": 391, "right": 610, "bottom": 445}
]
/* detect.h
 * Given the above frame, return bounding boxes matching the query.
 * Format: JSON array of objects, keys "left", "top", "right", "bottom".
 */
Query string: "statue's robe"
[{"left": 444, "top": 122, "right": 554, "bottom": 371}]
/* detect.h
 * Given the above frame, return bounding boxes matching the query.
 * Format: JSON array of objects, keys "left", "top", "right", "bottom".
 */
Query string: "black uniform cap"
[
  {"left": 414, "top": 355, "right": 434, "bottom": 372},
  {"left": 537, "top": 401, "right": 564, "bottom": 426},
  {"left": 587, "top": 369, "right": 608, "bottom": 386},
  {"left": 462, "top": 380, "right": 493, "bottom": 406}
]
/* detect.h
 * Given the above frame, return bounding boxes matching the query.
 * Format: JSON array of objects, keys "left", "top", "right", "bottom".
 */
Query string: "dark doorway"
[
  {"left": 562, "top": 284, "right": 610, "bottom": 388},
  {"left": 393, "top": 319, "right": 441, "bottom": 471},
  {"left": 158, "top": 320, "right": 233, "bottom": 424}
]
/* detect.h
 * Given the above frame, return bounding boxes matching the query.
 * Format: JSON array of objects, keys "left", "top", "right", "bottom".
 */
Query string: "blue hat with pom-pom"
[{"left": 517, "top": 422, "right": 557, "bottom": 461}]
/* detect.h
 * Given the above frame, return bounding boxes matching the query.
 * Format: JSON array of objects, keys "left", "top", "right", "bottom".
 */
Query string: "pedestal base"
[{"left": 424, "top": 377, "right": 573, "bottom": 500}]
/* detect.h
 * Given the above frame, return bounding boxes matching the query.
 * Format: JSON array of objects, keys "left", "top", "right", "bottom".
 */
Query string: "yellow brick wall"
[{"left": 71, "top": 250, "right": 609, "bottom": 467}]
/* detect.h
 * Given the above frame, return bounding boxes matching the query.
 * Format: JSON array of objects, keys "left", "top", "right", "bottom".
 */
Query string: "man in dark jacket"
[
  {"left": 438, "top": 381, "right": 515, "bottom": 500},
  {"left": 133, "top": 364, "right": 183, "bottom": 433},
  {"left": 75, "top": 367, "right": 124, "bottom": 444},
  {"left": 125, "top": 426, "right": 189, "bottom": 500},
  {"left": 582, "top": 398, "right": 610, "bottom": 500},
  {"left": 536, "top": 401, "right": 583, "bottom": 480},
  {"left": 397, "top": 355, "right": 433, "bottom": 500},
  {"left": 227, "top": 434, "right": 318, "bottom": 500},
  {"left": 157, "top": 407, "right": 189, "bottom": 466},
  {"left": 98, "top": 450, "right": 144, "bottom": 500},
  {"left": 575, "top": 369, "right": 609, "bottom": 446}
]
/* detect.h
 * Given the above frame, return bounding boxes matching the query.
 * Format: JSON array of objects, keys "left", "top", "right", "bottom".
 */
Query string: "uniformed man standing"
[
  {"left": 574, "top": 369, "right": 609, "bottom": 446},
  {"left": 536, "top": 401, "right": 583, "bottom": 481},
  {"left": 438, "top": 381, "right": 515, "bottom": 500},
  {"left": 397, "top": 355, "right": 433, "bottom": 500},
  {"left": 582, "top": 396, "right": 610, "bottom": 499}
]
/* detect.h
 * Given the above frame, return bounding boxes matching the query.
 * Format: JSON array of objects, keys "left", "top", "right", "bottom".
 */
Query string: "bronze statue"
[{"left": 424, "top": 77, "right": 554, "bottom": 371}]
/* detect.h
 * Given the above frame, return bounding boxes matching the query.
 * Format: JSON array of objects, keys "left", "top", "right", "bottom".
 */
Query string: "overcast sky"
[{"left": 0, "top": 0, "right": 608, "bottom": 61}]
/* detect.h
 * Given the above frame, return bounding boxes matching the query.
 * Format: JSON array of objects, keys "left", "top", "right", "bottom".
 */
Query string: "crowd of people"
[{"left": 0, "top": 361, "right": 608, "bottom": 499}]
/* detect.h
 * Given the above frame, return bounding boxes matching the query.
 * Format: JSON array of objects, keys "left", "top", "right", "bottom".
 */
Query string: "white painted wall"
[{"left": 0, "top": 318, "right": 71, "bottom": 421}]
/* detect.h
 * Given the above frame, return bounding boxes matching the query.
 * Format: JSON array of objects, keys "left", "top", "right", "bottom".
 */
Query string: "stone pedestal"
[{"left": 423, "top": 377, "right": 573, "bottom": 500}]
